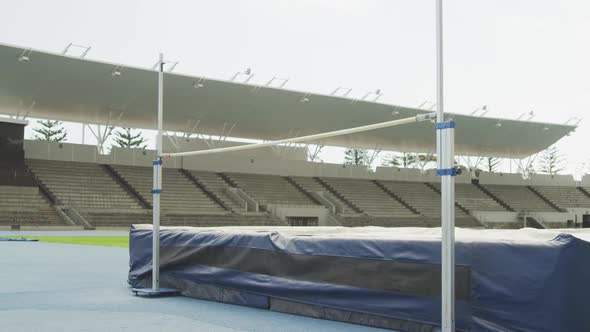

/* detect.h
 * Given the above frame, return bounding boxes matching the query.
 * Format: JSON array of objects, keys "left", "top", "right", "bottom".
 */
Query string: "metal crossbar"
[{"left": 163, "top": 113, "right": 436, "bottom": 159}]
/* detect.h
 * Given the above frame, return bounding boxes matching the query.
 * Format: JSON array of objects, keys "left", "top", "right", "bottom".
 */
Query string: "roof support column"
[
  {"left": 307, "top": 144, "right": 325, "bottom": 162},
  {"left": 196, "top": 122, "right": 237, "bottom": 149},
  {"left": 270, "top": 129, "right": 301, "bottom": 158},
  {"left": 85, "top": 111, "right": 123, "bottom": 154},
  {"left": 10, "top": 99, "right": 36, "bottom": 121}
]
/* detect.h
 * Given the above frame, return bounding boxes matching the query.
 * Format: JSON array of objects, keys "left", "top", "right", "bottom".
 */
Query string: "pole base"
[{"left": 131, "top": 287, "right": 180, "bottom": 297}]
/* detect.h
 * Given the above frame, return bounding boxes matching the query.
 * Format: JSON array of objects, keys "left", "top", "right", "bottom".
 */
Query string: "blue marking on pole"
[
  {"left": 436, "top": 168, "right": 458, "bottom": 177},
  {"left": 435, "top": 121, "right": 456, "bottom": 130},
  {"left": 153, "top": 159, "right": 162, "bottom": 165},
  {"left": 151, "top": 189, "right": 162, "bottom": 194}
]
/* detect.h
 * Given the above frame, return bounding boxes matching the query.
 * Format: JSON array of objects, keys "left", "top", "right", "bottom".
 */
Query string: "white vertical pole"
[
  {"left": 152, "top": 52, "right": 164, "bottom": 291},
  {"left": 436, "top": 0, "right": 456, "bottom": 331},
  {"left": 436, "top": 3, "right": 444, "bottom": 125},
  {"left": 82, "top": 124, "right": 86, "bottom": 145}
]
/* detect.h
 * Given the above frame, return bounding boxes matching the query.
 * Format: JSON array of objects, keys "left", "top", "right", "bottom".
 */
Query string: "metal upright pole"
[
  {"left": 436, "top": 1, "right": 456, "bottom": 331},
  {"left": 152, "top": 52, "right": 164, "bottom": 291},
  {"left": 131, "top": 52, "right": 177, "bottom": 297}
]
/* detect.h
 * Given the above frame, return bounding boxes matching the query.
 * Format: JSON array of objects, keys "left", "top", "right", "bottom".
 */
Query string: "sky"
[{"left": 1, "top": 0, "right": 589, "bottom": 175}]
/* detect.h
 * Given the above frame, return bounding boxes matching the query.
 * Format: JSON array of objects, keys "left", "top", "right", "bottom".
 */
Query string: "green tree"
[
  {"left": 538, "top": 145, "right": 565, "bottom": 175},
  {"left": 381, "top": 152, "right": 416, "bottom": 168},
  {"left": 484, "top": 157, "right": 501, "bottom": 173},
  {"left": 33, "top": 120, "right": 67, "bottom": 142},
  {"left": 416, "top": 153, "right": 437, "bottom": 172},
  {"left": 344, "top": 148, "right": 368, "bottom": 166},
  {"left": 112, "top": 127, "right": 148, "bottom": 149}
]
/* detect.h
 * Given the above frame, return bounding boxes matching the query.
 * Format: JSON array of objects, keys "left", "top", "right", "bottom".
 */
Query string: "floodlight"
[
  {"left": 470, "top": 105, "right": 488, "bottom": 116},
  {"left": 193, "top": 78, "right": 206, "bottom": 89},
  {"left": 111, "top": 66, "right": 122, "bottom": 77},
  {"left": 266, "top": 77, "right": 289, "bottom": 88},
  {"left": 17, "top": 49, "right": 32, "bottom": 63},
  {"left": 299, "top": 93, "right": 311, "bottom": 103},
  {"left": 362, "top": 89, "right": 383, "bottom": 101},
  {"left": 517, "top": 111, "right": 535, "bottom": 121},
  {"left": 231, "top": 68, "right": 255, "bottom": 82},
  {"left": 331, "top": 87, "right": 352, "bottom": 97},
  {"left": 62, "top": 43, "right": 91, "bottom": 58}
]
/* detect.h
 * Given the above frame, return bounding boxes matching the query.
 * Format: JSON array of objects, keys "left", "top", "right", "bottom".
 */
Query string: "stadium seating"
[
  {"left": 484, "top": 184, "right": 555, "bottom": 212},
  {"left": 12, "top": 158, "right": 584, "bottom": 229},
  {"left": 377, "top": 180, "right": 443, "bottom": 218},
  {"left": 226, "top": 173, "right": 318, "bottom": 207},
  {"left": 27, "top": 159, "right": 143, "bottom": 211},
  {"left": 0, "top": 186, "right": 65, "bottom": 226},
  {"left": 289, "top": 176, "right": 358, "bottom": 214},
  {"left": 376, "top": 180, "right": 480, "bottom": 227},
  {"left": 430, "top": 182, "right": 506, "bottom": 212},
  {"left": 112, "top": 165, "right": 226, "bottom": 214},
  {"left": 189, "top": 170, "right": 244, "bottom": 212},
  {"left": 319, "top": 177, "right": 418, "bottom": 218},
  {"left": 531, "top": 186, "right": 590, "bottom": 209}
]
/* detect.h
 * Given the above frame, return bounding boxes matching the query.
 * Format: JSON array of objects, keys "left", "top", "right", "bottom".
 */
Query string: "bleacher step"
[
  {"left": 472, "top": 181, "right": 514, "bottom": 212},
  {"left": 372, "top": 180, "right": 421, "bottom": 215},
  {"left": 526, "top": 186, "right": 566, "bottom": 212}
]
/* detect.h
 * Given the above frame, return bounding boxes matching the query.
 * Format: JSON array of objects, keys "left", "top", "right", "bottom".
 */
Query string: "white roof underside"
[{"left": 0, "top": 43, "right": 576, "bottom": 158}]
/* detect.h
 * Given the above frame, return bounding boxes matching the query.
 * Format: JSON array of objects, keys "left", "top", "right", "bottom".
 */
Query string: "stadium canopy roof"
[{"left": 0, "top": 42, "right": 576, "bottom": 158}]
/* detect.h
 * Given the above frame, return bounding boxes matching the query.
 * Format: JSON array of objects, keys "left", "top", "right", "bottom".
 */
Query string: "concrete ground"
[{"left": 0, "top": 235, "right": 388, "bottom": 332}]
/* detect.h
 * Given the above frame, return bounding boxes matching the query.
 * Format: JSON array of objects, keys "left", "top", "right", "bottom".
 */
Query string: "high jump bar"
[{"left": 163, "top": 113, "right": 437, "bottom": 158}]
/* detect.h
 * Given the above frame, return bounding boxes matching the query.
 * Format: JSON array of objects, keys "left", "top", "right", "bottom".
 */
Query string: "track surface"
[{"left": 0, "top": 235, "right": 388, "bottom": 332}]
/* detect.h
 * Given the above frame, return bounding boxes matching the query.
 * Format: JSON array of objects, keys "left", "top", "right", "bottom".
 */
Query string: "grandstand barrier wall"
[
  {"left": 266, "top": 205, "right": 331, "bottom": 225},
  {"left": 24, "top": 140, "right": 584, "bottom": 188},
  {"left": 22, "top": 140, "right": 469, "bottom": 184},
  {"left": 163, "top": 137, "right": 308, "bottom": 161},
  {"left": 528, "top": 211, "right": 575, "bottom": 228},
  {"left": 477, "top": 172, "right": 529, "bottom": 185},
  {"left": 470, "top": 211, "right": 520, "bottom": 226},
  {"left": 566, "top": 208, "right": 590, "bottom": 227},
  {"left": 477, "top": 171, "right": 577, "bottom": 186},
  {"left": 471, "top": 211, "right": 571, "bottom": 228},
  {"left": 527, "top": 173, "right": 577, "bottom": 186}
]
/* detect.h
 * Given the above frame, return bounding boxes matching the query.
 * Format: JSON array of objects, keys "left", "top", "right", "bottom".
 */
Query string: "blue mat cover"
[{"left": 128, "top": 226, "right": 590, "bottom": 331}]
